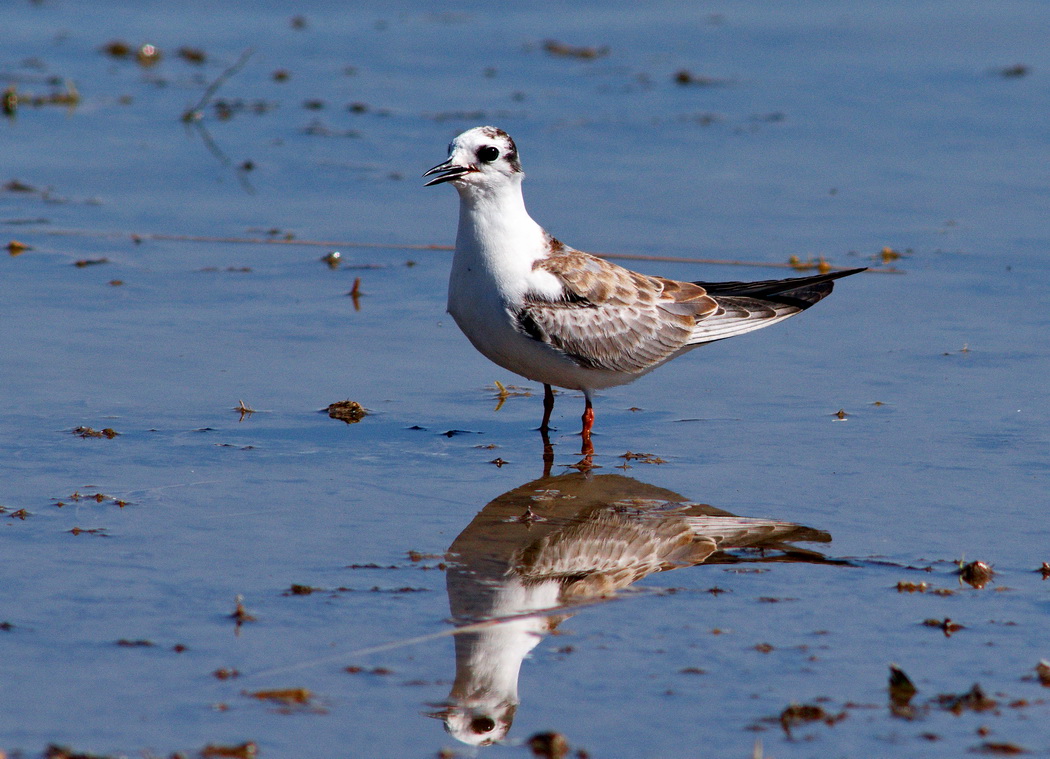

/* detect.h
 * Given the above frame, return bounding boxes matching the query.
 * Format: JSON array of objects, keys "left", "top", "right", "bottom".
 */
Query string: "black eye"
[
  {"left": 477, "top": 146, "right": 500, "bottom": 163},
  {"left": 470, "top": 716, "right": 497, "bottom": 734}
]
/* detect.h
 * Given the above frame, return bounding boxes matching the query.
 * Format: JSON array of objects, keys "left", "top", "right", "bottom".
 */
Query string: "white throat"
[{"left": 451, "top": 177, "right": 547, "bottom": 294}]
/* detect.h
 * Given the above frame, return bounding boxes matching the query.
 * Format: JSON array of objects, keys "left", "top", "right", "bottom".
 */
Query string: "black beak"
[{"left": 423, "top": 159, "right": 475, "bottom": 186}]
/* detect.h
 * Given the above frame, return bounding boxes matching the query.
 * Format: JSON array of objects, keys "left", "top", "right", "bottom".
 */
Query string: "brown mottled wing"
[{"left": 521, "top": 249, "right": 718, "bottom": 373}]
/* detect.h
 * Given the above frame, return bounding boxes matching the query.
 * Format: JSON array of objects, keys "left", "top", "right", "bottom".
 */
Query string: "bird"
[{"left": 424, "top": 126, "right": 865, "bottom": 449}]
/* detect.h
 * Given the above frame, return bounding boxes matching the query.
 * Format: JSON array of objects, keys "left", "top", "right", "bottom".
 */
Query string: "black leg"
[{"left": 539, "top": 383, "right": 555, "bottom": 432}]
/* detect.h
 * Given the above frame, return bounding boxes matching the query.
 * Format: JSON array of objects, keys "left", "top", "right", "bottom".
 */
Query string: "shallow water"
[{"left": 2, "top": 1, "right": 1049, "bottom": 757}]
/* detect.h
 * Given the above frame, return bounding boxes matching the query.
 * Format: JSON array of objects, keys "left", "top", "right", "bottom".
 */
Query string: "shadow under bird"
[{"left": 424, "top": 126, "right": 866, "bottom": 448}]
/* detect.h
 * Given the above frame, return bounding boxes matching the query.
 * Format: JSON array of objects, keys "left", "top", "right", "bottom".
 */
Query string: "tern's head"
[
  {"left": 433, "top": 701, "right": 517, "bottom": 746},
  {"left": 423, "top": 126, "right": 523, "bottom": 192}
]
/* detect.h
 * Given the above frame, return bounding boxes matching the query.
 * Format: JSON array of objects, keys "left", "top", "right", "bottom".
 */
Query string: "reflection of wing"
[
  {"left": 513, "top": 503, "right": 828, "bottom": 600},
  {"left": 439, "top": 471, "right": 833, "bottom": 747}
]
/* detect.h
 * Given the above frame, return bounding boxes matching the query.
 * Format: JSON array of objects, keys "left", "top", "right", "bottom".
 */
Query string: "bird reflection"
[{"left": 432, "top": 468, "right": 834, "bottom": 746}]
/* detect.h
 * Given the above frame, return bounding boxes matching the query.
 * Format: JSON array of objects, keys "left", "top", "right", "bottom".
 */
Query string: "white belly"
[{"left": 447, "top": 262, "right": 645, "bottom": 391}]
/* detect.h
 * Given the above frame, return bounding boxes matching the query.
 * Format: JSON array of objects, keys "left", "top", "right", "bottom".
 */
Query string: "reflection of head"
[{"left": 441, "top": 702, "right": 518, "bottom": 745}]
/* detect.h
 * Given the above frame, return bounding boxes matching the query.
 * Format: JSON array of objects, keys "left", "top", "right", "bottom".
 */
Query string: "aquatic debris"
[
  {"left": 3, "top": 179, "right": 36, "bottom": 192},
  {"left": 136, "top": 44, "right": 162, "bottom": 66},
  {"left": 244, "top": 687, "right": 312, "bottom": 705},
  {"left": 285, "top": 584, "right": 318, "bottom": 595},
  {"left": 888, "top": 664, "right": 917, "bottom": 713},
  {"left": 896, "top": 581, "right": 929, "bottom": 592},
  {"left": 619, "top": 451, "right": 666, "bottom": 465},
  {"left": 230, "top": 595, "right": 256, "bottom": 625},
  {"left": 878, "top": 246, "right": 902, "bottom": 263},
  {"left": 101, "top": 40, "right": 131, "bottom": 57},
  {"left": 1, "top": 81, "right": 80, "bottom": 115},
  {"left": 53, "top": 492, "right": 127, "bottom": 508},
  {"left": 213, "top": 667, "right": 240, "bottom": 680},
  {"left": 543, "top": 40, "right": 609, "bottom": 59},
  {"left": 234, "top": 399, "right": 255, "bottom": 420},
  {"left": 177, "top": 46, "right": 207, "bottom": 64},
  {"left": 326, "top": 399, "right": 367, "bottom": 424},
  {"left": 200, "top": 741, "right": 258, "bottom": 759},
  {"left": 958, "top": 560, "right": 994, "bottom": 589},
  {"left": 833, "top": 409, "right": 849, "bottom": 420},
  {"left": 245, "top": 687, "right": 327, "bottom": 715},
  {"left": 345, "top": 665, "right": 393, "bottom": 675},
  {"left": 99, "top": 40, "right": 161, "bottom": 67},
  {"left": 527, "top": 731, "right": 570, "bottom": 759},
  {"left": 996, "top": 64, "right": 1030, "bottom": 78},
  {"left": 73, "top": 257, "right": 109, "bottom": 267},
  {"left": 9, "top": 509, "right": 29, "bottom": 520},
  {"left": 115, "top": 638, "right": 155, "bottom": 647},
  {"left": 491, "top": 379, "right": 533, "bottom": 411},
  {"left": 69, "top": 527, "right": 108, "bottom": 536},
  {"left": 347, "top": 276, "right": 364, "bottom": 309},
  {"left": 788, "top": 255, "right": 832, "bottom": 273},
  {"left": 935, "top": 682, "right": 996, "bottom": 714},
  {"left": 923, "top": 617, "right": 964, "bottom": 637},
  {"left": 181, "top": 48, "right": 254, "bottom": 123},
  {"left": 43, "top": 745, "right": 121, "bottom": 759},
  {"left": 71, "top": 426, "right": 119, "bottom": 439},
  {"left": 778, "top": 703, "right": 847, "bottom": 737},
  {"left": 973, "top": 742, "right": 1029, "bottom": 755},
  {"left": 302, "top": 119, "right": 361, "bottom": 138},
  {"left": 2, "top": 86, "right": 16, "bottom": 116},
  {"left": 673, "top": 70, "right": 728, "bottom": 87},
  {"left": 491, "top": 379, "right": 533, "bottom": 399},
  {"left": 1036, "top": 660, "right": 1050, "bottom": 687}
]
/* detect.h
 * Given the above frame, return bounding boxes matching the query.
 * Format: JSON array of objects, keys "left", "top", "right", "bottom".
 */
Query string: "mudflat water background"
[{"left": 2, "top": 1, "right": 1048, "bottom": 757}]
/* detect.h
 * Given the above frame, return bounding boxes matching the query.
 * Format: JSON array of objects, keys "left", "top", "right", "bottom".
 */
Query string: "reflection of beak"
[{"left": 423, "top": 159, "right": 476, "bottom": 186}]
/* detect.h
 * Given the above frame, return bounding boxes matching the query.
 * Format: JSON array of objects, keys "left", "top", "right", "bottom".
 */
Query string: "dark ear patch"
[
  {"left": 479, "top": 126, "right": 522, "bottom": 172},
  {"left": 501, "top": 136, "right": 522, "bottom": 173},
  {"left": 504, "top": 145, "right": 522, "bottom": 173}
]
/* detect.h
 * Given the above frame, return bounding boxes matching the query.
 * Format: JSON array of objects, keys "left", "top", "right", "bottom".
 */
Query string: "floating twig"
[
  {"left": 19, "top": 227, "right": 903, "bottom": 273},
  {"left": 181, "top": 48, "right": 255, "bottom": 123}
]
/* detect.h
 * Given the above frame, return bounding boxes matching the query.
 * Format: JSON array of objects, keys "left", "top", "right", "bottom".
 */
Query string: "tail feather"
[{"left": 688, "top": 267, "right": 866, "bottom": 345}]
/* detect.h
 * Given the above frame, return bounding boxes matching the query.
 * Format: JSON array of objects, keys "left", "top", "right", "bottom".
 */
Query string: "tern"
[{"left": 425, "top": 126, "right": 864, "bottom": 449}]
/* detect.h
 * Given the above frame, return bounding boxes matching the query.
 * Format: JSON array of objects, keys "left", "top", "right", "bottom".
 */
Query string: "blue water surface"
[{"left": 2, "top": 1, "right": 1048, "bottom": 757}]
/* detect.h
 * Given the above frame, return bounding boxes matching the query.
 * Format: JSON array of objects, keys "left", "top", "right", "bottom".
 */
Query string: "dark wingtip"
[{"left": 694, "top": 267, "right": 867, "bottom": 310}]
